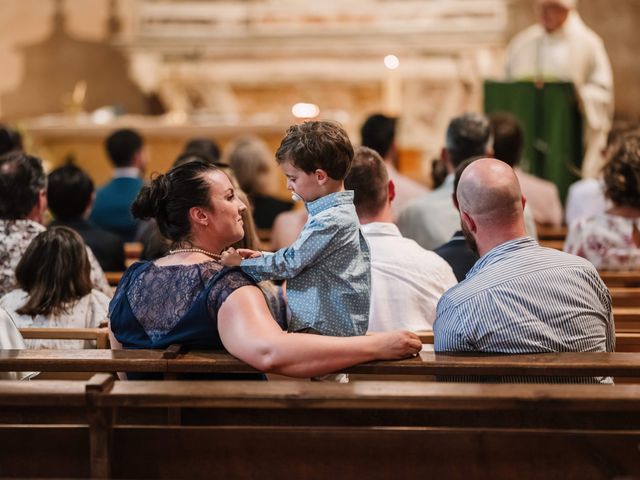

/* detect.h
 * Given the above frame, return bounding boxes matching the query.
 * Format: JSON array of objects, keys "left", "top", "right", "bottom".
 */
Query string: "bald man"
[{"left": 433, "top": 159, "right": 614, "bottom": 382}]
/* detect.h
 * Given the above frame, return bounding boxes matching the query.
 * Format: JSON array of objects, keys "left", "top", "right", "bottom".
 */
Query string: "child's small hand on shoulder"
[{"left": 221, "top": 248, "right": 262, "bottom": 267}]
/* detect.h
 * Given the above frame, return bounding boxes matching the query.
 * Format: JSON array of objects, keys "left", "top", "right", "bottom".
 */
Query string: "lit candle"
[{"left": 383, "top": 54, "right": 402, "bottom": 116}]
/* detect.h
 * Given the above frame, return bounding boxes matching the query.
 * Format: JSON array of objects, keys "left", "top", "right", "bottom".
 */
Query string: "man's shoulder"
[{"left": 443, "top": 245, "right": 599, "bottom": 300}]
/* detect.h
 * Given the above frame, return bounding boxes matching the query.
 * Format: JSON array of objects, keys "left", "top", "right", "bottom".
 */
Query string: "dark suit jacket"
[
  {"left": 50, "top": 218, "right": 126, "bottom": 272},
  {"left": 90, "top": 177, "right": 143, "bottom": 241},
  {"left": 434, "top": 231, "right": 480, "bottom": 282}
]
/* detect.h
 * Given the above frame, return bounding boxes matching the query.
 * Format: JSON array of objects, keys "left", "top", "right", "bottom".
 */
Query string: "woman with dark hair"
[
  {"left": 0, "top": 227, "right": 110, "bottom": 349},
  {"left": 109, "top": 158, "right": 420, "bottom": 379},
  {"left": 565, "top": 132, "right": 640, "bottom": 269}
]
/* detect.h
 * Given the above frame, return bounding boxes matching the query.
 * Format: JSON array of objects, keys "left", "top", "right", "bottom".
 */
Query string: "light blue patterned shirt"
[
  {"left": 241, "top": 191, "right": 370, "bottom": 336},
  {"left": 433, "top": 237, "right": 614, "bottom": 383}
]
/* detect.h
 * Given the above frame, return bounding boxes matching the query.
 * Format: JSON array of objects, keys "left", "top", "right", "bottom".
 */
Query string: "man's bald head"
[{"left": 457, "top": 158, "right": 524, "bottom": 224}]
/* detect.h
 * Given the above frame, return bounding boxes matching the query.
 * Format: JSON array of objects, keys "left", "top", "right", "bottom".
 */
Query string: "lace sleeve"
[{"left": 207, "top": 268, "right": 256, "bottom": 318}]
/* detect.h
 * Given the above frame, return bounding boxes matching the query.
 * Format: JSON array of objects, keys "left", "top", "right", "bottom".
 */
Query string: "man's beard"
[{"left": 461, "top": 221, "right": 479, "bottom": 255}]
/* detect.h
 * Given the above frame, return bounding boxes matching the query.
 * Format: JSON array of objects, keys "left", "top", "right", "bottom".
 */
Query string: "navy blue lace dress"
[{"left": 109, "top": 260, "right": 262, "bottom": 379}]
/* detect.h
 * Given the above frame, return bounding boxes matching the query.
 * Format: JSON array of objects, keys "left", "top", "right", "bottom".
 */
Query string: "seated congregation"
[{"left": 1, "top": 112, "right": 640, "bottom": 478}]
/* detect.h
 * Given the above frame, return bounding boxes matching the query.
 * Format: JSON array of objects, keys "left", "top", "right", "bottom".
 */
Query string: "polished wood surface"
[
  {"left": 614, "top": 308, "right": 640, "bottom": 332},
  {"left": 1, "top": 377, "right": 640, "bottom": 479},
  {"left": 600, "top": 271, "right": 640, "bottom": 287},
  {"left": 105, "top": 271, "right": 123, "bottom": 286},
  {"left": 2, "top": 349, "right": 640, "bottom": 377},
  {"left": 536, "top": 225, "right": 568, "bottom": 241},
  {"left": 610, "top": 287, "right": 640, "bottom": 308},
  {"left": 19, "top": 328, "right": 110, "bottom": 349}
]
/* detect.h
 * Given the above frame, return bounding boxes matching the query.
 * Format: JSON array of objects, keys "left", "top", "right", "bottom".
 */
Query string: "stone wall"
[{"left": 0, "top": 0, "right": 638, "bottom": 150}]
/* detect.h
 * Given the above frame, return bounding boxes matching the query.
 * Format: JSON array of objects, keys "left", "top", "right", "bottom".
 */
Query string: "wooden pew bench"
[
  {"left": 19, "top": 327, "right": 110, "bottom": 349},
  {"left": 1, "top": 349, "right": 639, "bottom": 379},
  {"left": 600, "top": 271, "right": 640, "bottom": 287},
  {"left": 610, "top": 287, "right": 640, "bottom": 308},
  {"left": 0, "top": 375, "right": 639, "bottom": 479}
]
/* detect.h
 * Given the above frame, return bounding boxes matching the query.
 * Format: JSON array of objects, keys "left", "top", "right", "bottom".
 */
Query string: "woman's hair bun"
[{"left": 131, "top": 173, "right": 170, "bottom": 220}]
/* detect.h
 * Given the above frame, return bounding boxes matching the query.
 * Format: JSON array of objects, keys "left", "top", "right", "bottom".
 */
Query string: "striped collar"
[{"left": 467, "top": 236, "right": 536, "bottom": 279}]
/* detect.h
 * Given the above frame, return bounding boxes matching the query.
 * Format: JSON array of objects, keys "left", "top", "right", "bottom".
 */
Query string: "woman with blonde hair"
[{"left": 226, "top": 136, "right": 293, "bottom": 229}]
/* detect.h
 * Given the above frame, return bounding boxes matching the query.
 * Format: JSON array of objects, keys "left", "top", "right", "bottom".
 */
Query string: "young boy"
[{"left": 222, "top": 121, "right": 371, "bottom": 338}]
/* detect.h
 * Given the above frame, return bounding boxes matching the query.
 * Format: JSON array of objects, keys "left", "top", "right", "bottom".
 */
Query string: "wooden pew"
[
  {"left": 1, "top": 349, "right": 640, "bottom": 378},
  {"left": 124, "top": 242, "right": 143, "bottom": 268},
  {"left": 536, "top": 224, "right": 567, "bottom": 241},
  {"left": 417, "top": 331, "right": 640, "bottom": 351},
  {"left": 610, "top": 287, "right": 640, "bottom": 308},
  {"left": 613, "top": 308, "right": 640, "bottom": 332},
  {"left": 539, "top": 239, "right": 564, "bottom": 251},
  {"left": 1, "top": 375, "right": 639, "bottom": 479},
  {"left": 19, "top": 328, "right": 110, "bottom": 349},
  {"left": 600, "top": 271, "right": 640, "bottom": 287},
  {"left": 105, "top": 271, "right": 124, "bottom": 287}
]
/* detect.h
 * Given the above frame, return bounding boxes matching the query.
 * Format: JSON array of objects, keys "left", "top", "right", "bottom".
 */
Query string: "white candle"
[{"left": 383, "top": 55, "right": 402, "bottom": 116}]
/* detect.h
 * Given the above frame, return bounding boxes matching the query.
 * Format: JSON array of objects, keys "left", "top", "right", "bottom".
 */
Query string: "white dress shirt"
[{"left": 361, "top": 222, "right": 457, "bottom": 332}]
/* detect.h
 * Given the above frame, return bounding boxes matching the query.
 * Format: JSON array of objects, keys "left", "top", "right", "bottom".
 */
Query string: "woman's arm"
[{"left": 218, "top": 286, "right": 421, "bottom": 378}]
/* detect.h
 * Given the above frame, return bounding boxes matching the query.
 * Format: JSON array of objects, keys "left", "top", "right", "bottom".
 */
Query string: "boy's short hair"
[{"left": 275, "top": 121, "right": 354, "bottom": 180}]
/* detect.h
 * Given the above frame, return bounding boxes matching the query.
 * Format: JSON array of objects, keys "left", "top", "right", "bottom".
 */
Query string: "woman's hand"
[{"left": 370, "top": 331, "right": 422, "bottom": 360}]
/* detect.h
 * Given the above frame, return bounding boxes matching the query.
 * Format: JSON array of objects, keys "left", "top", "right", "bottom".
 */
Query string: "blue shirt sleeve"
[{"left": 240, "top": 215, "right": 340, "bottom": 282}]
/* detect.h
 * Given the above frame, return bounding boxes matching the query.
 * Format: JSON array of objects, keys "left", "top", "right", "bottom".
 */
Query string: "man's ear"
[
  {"left": 189, "top": 206, "right": 209, "bottom": 227},
  {"left": 315, "top": 169, "right": 329, "bottom": 186},
  {"left": 521, "top": 194, "right": 527, "bottom": 211},
  {"left": 388, "top": 179, "right": 396, "bottom": 203},
  {"left": 460, "top": 210, "right": 477, "bottom": 234}
]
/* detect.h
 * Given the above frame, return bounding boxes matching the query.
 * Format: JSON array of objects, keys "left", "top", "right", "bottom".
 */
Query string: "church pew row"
[
  {"left": 17, "top": 327, "right": 640, "bottom": 352},
  {"left": 0, "top": 374, "right": 639, "bottom": 479},
  {"left": 536, "top": 224, "right": 568, "bottom": 241},
  {"left": 1, "top": 349, "right": 640, "bottom": 378},
  {"left": 416, "top": 331, "right": 640, "bottom": 352}
]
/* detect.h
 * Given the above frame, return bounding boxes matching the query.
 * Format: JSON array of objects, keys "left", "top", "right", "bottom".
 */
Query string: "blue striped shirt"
[{"left": 433, "top": 237, "right": 614, "bottom": 382}]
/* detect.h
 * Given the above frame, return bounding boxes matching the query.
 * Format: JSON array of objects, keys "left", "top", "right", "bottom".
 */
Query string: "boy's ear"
[{"left": 315, "top": 169, "right": 329, "bottom": 186}]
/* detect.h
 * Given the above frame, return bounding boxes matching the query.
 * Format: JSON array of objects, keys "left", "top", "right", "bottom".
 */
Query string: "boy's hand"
[
  {"left": 236, "top": 248, "right": 262, "bottom": 259},
  {"left": 221, "top": 248, "right": 262, "bottom": 267},
  {"left": 221, "top": 248, "right": 244, "bottom": 267}
]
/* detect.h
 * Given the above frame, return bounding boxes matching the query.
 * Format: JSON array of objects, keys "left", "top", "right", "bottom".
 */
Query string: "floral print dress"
[{"left": 564, "top": 213, "right": 640, "bottom": 270}]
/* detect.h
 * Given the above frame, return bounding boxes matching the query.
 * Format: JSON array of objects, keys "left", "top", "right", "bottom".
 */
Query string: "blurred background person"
[
  {"left": 90, "top": 128, "right": 148, "bottom": 241},
  {"left": 506, "top": 0, "right": 613, "bottom": 179},
  {"left": 47, "top": 163, "right": 125, "bottom": 272},
  {"left": 564, "top": 132, "right": 640, "bottom": 269},
  {"left": 565, "top": 121, "right": 639, "bottom": 226},
  {"left": 225, "top": 135, "right": 293, "bottom": 230},
  {"left": 489, "top": 112, "right": 563, "bottom": 226},
  {"left": 360, "top": 113, "right": 428, "bottom": 220}
]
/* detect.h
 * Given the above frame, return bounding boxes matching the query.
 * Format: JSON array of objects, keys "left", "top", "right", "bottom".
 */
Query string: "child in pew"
[
  {"left": 0, "top": 227, "right": 110, "bottom": 349},
  {"left": 222, "top": 121, "right": 371, "bottom": 382}
]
